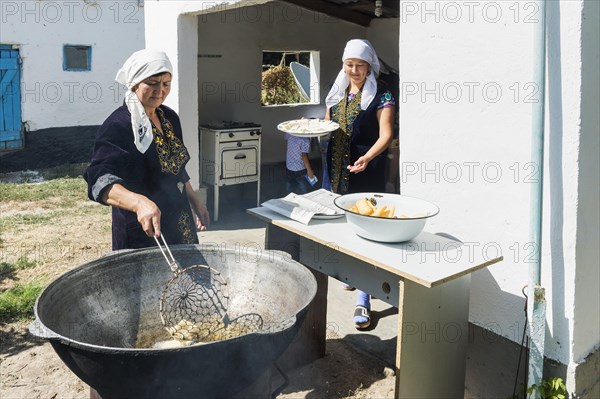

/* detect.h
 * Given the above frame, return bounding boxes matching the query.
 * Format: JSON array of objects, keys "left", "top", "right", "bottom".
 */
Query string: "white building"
[
  {"left": 0, "top": 0, "right": 144, "bottom": 151},
  {"left": 144, "top": 0, "right": 599, "bottom": 397}
]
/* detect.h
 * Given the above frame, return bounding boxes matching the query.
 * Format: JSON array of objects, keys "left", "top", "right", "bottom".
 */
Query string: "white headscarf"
[
  {"left": 115, "top": 49, "right": 173, "bottom": 153},
  {"left": 325, "top": 39, "right": 380, "bottom": 111}
]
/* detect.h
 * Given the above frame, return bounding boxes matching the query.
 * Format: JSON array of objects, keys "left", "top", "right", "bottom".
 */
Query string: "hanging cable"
[{"left": 513, "top": 286, "right": 530, "bottom": 398}]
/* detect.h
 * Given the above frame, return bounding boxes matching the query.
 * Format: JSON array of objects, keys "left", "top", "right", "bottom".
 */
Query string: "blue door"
[{"left": 0, "top": 45, "right": 23, "bottom": 150}]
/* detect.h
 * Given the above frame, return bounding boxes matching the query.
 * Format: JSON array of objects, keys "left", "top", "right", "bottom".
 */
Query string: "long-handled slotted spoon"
[{"left": 154, "top": 235, "right": 263, "bottom": 343}]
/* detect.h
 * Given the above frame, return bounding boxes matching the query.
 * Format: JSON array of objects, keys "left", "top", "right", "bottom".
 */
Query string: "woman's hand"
[
  {"left": 185, "top": 182, "right": 210, "bottom": 231},
  {"left": 347, "top": 106, "right": 395, "bottom": 174},
  {"left": 133, "top": 197, "right": 162, "bottom": 238},
  {"left": 348, "top": 156, "right": 370, "bottom": 173},
  {"left": 193, "top": 202, "right": 210, "bottom": 231},
  {"left": 103, "top": 184, "right": 161, "bottom": 238}
]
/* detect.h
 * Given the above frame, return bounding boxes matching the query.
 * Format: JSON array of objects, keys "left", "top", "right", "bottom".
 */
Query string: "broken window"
[{"left": 261, "top": 51, "right": 319, "bottom": 106}]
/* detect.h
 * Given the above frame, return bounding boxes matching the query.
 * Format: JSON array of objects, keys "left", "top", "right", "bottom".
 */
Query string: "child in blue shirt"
[{"left": 285, "top": 133, "right": 317, "bottom": 194}]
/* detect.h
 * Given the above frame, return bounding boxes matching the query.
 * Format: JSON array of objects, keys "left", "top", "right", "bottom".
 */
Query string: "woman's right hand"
[
  {"left": 133, "top": 196, "right": 161, "bottom": 238},
  {"left": 103, "top": 184, "right": 162, "bottom": 238}
]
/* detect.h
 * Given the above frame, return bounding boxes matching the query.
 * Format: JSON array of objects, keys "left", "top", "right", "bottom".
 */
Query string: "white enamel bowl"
[{"left": 333, "top": 193, "right": 439, "bottom": 243}]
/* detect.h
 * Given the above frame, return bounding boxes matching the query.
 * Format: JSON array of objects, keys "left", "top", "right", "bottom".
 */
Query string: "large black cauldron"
[{"left": 30, "top": 245, "right": 316, "bottom": 398}]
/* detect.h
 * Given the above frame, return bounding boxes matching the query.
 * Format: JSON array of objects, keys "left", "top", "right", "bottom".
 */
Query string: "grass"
[
  {"left": 0, "top": 281, "right": 44, "bottom": 322},
  {"left": 0, "top": 207, "right": 45, "bottom": 323},
  {"left": 0, "top": 177, "right": 87, "bottom": 202},
  {"left": 0, "top": 176, "right": 107, "bottom": 233},
  {"left": 0, "top": 213, "right": 56, "bottom": 231},
  {"left": 0, "top": 173, "right": 104, "bottom": 324},
  {"left": 0, "top": 256, "right": 37, "bottom": 277}
]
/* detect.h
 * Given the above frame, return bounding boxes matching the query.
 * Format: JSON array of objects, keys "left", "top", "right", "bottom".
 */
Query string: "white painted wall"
[
  {"left": 399, "top": 0, "right": 533, "bottom": 356},
  {"left": 367, "top": 18, "right": 400, "bottom": 69},
  {"left": 572, "top": 0, "right": 600, "bottom": 366},
  {"left": 400, "top": 0, "right": 599, "bottom": 374},
  {"left": 0, "top": 0, "right": 144, "bottom": 130}
]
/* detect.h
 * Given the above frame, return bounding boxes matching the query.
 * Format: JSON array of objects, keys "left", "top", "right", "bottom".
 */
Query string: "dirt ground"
[{"left": 0, "top": 176, "right": 395, "bottom": 399}]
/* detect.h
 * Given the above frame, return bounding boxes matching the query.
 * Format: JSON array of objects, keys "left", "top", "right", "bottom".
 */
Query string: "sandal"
[{"left": 354, "top": 305, "right": 371, "bottom": 329}]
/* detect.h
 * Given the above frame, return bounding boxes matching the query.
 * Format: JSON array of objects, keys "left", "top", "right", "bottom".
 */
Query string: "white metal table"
[{"left": 247, "top": 207, "right": 503, "bottom": 399}]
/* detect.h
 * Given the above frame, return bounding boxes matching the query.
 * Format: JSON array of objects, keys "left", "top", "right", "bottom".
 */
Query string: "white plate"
[
  {"left": 313, "top": 213, "right": 345, "bottom": 220},
  {"left": 278, "top": 119, "right": 339, "bottom": 138}
]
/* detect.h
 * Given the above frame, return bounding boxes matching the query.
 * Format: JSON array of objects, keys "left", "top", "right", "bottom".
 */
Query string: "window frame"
[{"left": 63, "top": 44, "right": 92, "bottom": 72}]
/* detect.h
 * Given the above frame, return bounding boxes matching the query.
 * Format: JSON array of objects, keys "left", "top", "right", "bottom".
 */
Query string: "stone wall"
[{"left": 0, "top": 126, "right": 97, "bottom": 173}]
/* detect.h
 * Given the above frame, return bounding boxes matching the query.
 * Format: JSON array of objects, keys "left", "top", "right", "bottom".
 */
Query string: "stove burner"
[{"left": 202, "top": 121, "right": 261, "bottom": 130}]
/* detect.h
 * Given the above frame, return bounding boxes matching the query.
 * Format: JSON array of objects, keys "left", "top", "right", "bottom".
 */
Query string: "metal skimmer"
[{"left": 154, "top": 235, "right": 263, "bottom": 343}]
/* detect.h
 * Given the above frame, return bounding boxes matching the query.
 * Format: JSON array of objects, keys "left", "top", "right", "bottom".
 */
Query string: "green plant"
[
  {"left": 0, "top": 261, "right": 14, "bottom": 276},
  {"left": 15, "top": 256, "right": 37, "bottom": 270},
  {"left": 0, "top": 281, "right": 44, "bottom": 322},
  {"left": 509, "top": 378, "right": 568, "bottom": 399},
  {"left": 0, "top": 256, "right": 37, "bottom": 277},
  {"left": 527, "top": 378, "right": 568, "bottom": 399}
]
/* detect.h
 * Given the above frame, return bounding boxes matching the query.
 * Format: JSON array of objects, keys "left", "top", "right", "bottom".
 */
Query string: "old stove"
[{"left": 199, "top": 122, "right": 261, "bottom": 221}]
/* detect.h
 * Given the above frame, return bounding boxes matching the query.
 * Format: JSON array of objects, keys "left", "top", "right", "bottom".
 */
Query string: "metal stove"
[{"left": 199, "top": 122, "right": 262, "bottom": 221}]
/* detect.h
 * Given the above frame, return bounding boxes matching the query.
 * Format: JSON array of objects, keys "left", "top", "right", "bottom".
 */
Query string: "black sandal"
[{"left": 354, "top": 305, "right": 371, "bottom": 329}]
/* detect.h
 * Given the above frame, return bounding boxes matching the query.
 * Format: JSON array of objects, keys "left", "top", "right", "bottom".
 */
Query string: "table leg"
[
  {"left": 395, "top": 275, "right": 471, "bottom": 399},
  {"left": 257, "top": 176, "right": 261, "bottom": 207},
  {"left": 265, "top": 225, "right": 328, "bottom": 371},
  {"left": 213, "top": 185, "right": 219, "bottom": 222}
]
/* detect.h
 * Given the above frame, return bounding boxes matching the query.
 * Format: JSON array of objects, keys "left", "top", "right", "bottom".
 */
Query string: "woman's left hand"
[
  {"left": 185, "top": 181, "right": 210, "bottom": 231},
  {"left": 347, "top": 156, "right": 369, "bottom": 173},
  {"left": 346, "top": 106, "right": 395, "bottom": 174},
  {"left": 193, "top": 202, "right": 210, "bottom": 231}
]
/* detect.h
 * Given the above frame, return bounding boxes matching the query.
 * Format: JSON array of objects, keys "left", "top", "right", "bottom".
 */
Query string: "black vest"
[{"left": 328, "top": 81, "right": 390, "bottom": 193}]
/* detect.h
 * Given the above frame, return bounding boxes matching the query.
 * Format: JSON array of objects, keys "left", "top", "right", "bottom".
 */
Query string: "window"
[
  {"left": 63, "top": 45, "right": 91, "bottom": 71},
  {"left": 261, "top": 51, "right": 319, "bottom": 106}
]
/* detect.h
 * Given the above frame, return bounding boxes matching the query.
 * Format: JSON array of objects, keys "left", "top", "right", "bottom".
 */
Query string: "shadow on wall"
[
  {"left": 467, "top": 268, "right": 529, "bottom": 398},
  {"left": 0, "top": 126, "right": 98, "bottom": 173}
]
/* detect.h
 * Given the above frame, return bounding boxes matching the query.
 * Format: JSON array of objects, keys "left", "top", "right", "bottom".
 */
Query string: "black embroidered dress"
[{"left": 84, "top": 105, "right": 198, "bottom": 250}]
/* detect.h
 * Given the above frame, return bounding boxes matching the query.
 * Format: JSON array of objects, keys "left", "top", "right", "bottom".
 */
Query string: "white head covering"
[
  {"left": 325, "top": 39, "right": 380, "bottom": 111},
  {"left": 115, "top": 49, "right": 173, "bottom": 153}
]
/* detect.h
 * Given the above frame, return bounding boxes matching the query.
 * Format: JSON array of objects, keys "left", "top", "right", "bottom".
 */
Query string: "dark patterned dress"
[
  {"left": 84, "top": 105, "right": 198, "bottom": 250},
  {"left": 327, "top": 82, "right": 395, "bottom": 194}
]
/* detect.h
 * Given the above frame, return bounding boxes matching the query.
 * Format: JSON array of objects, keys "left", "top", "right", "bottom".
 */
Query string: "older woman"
[
  {"left": 324, "top": 39, "right": 395, "bottom": 329},
  {"left": 84, "top": 49, "right": 209, "bottom": 250}
]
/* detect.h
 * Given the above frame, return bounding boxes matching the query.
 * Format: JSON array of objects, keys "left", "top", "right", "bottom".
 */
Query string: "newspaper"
[{"left": 261, "top": 189, "right": 344, "bottom": 224}]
